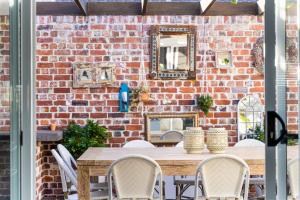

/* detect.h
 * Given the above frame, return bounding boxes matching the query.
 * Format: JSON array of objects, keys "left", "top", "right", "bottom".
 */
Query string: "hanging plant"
[
  {"left": 197, "top": 95, "right": 213, "bottom": 117},
  {"left": 139, "top": 85, "right": 150, "bottom": 102},
  {"left": 231, "top": 0, "right": 238, "bottom": 4},
  {"left": 130, "top": 85, "right": 149, "bottom": 108}
]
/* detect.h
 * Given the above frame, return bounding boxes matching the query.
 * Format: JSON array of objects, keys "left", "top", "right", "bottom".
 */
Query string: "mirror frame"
[
  {"left": 150, "top": 25, "right": 197, "bottom": 80},
  {"left": 144, "top": 112, "right": 199, "bottom": 145}
]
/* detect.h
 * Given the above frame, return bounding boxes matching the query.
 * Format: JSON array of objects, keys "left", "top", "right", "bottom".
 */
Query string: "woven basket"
[
  {"left": 183, "top": 127, "right": 205, "bottom": 154},
  {"left": 207, "top": 128, "right": 228, "bottom": 154}
]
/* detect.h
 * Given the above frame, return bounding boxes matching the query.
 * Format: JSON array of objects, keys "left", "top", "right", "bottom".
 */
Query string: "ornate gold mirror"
[
  {"left": 144, "top": 112, "right": 199, "bottom": 145},
  {"left": 150, "top": 25, "right": 196, "bottom": 80}
]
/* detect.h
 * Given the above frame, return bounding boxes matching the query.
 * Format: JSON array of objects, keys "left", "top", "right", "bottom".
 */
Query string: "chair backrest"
[
  {"left": 51, "top": 149, "right": 77, "bottom": 190},
  {"left": 123, "top": 140, "right": 155, "bottom": 148},
  {"left": 288, "top": 158, "right": 299, "bottom": 199},
  {"left": 160, "top": 130, "right": 183, "bottom": 140},
  {"left": 57, "top": 144, "right": 77, "bottom": 178},
  {"left": 234, "top": 139, "right": 265, "bottom": 147},
  {"left": 176, "top": 141, "right": 184, "bottom": 147},
  {"left": 108, "top": 155, "right": 163, "bottom": 199},
  {"left": 195, "top": 155, "right": 250, "bottom": 200}
]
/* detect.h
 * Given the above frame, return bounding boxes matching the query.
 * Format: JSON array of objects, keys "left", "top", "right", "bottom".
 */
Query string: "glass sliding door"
[
  {"left": 0, "top": 0, "right": 21, "bottom": 199},
  {"left": 265, "top": 0, "right": 300, "bottom": 199}
]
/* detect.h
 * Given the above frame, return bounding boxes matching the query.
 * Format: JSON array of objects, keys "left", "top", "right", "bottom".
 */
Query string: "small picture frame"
[
  {"left": 73, "top": 63, "right": 115, "bottom": 88},
  {"left": 215, "top": 51, "right": 232, "bottom": 68}
]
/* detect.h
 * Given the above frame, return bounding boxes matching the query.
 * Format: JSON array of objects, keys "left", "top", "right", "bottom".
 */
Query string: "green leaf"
[
  {"left": 62, "top": 120, "right": 110, "bottom": 159},
  {"left": 197, "top": 95, "right": 213, "bottom": 116}
]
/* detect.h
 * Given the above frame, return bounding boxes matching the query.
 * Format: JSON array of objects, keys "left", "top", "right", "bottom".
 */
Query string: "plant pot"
[
  {"left": 206, "top": 128, "right": 228, "bottom": 154},
  {"left": 139, "top": 93, "right": 150, "bottom": 102},
  {"left": 50, "top": 123, "right": 57, "bottom": 131},
  {"left": 183, "top": 127, "right": 205, "bottom": 154}
]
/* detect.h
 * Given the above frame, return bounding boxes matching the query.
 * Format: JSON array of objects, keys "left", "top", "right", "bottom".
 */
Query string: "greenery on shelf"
[
  {"left": 197, "top": 95, "right": 213, "bottom": 116},
  {"left": 62, "top": 120, "right": 110, "bottom": 159}
]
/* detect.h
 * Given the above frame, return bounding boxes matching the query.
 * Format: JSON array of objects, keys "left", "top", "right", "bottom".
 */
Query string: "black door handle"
[{"left": 267, "top": 111, "right": 288, "bottom": 146}]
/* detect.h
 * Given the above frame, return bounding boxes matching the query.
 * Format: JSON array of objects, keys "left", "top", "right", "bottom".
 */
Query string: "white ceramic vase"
[
  {"left": 206, "top": 127, "right": 228, "bottom": 154},
  {"left": 183, "top": 127, "right": 205, "bottom": 154}
]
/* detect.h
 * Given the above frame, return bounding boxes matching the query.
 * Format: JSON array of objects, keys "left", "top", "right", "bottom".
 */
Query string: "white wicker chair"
[
  {"left": 160, "top": 130, "right": 183, "bottom": 141},
  {"left": 194, "top": 155, "right": 250, "bottom": 200},
  {"left": 234, "top": 139, "right": 264, "bottom": 197},
  {"left": 173, "top": 141, "right": 201, "bottom": 200},
  {"left": 234, "top": 139, "right": 264, "bottom": 147},
  {"left": 108, "top": 155, "right": 163, "bottom": 200},
  {"left": 122, "top": 140, "right": 165, "bottom": 198},
  {"left": 57, "top": 144, "right": 108, "bottom": 191},
  {"left": 51, "top": 149, "right": 108, "bottom": 200},
  {"left": 123, "top": 140, "right": 155, "bottom": 148},
  {"left": 288, "top": 158, "right": 299, "bottom": 200}
]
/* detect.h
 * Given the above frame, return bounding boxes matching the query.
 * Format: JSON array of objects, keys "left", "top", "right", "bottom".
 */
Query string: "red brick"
[
  {"left": 54, "top": 88, "right": 70, "bottom": 93},
  {"left": 37, "top": 75, "right": 52, "bottom": 80},
  {"left": 109, "top": 138, "right": 125, "bottom": 144},
  {"left": 180, "top": 88, "right": 195, "bottom": 93},
  {"left": 37, "top": 63, "right": 53, "bottom": 68},
  {"left": 54, "top": 63, "right": 71, "bottom": 68},
  {"left": 161, "top": 88, "right": 177, "bottom": 93},
  {"left": 126, "top": 125, "right": 142, "bottom": 131},
  {"left": 54, "top": 113, "right": 70, "bottom": 118},
  {"left": 90, "top": 113, "right": 108, "bottom": 118}
]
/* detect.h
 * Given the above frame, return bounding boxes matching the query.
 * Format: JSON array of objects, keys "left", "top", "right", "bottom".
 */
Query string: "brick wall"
[
  {"left": 36, "top": 15, "right": 265, "bottom": 146},
  {"left": 0, "top": 15, "right": 10, "bottom": 132},
  {"left": 0, "top": 15, "right": 10, "bottom": 200},
  {"left": 36, "top": 142, "right": 64, "bottom": 200}
]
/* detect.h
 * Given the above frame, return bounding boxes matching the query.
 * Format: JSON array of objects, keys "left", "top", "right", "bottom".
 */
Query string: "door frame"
[{"left": 20, "top": 0, "right": 36, "bottom": 199}]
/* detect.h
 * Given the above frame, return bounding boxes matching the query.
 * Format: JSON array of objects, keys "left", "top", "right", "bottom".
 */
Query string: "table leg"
[{"left": 78, "top": 165, "right": 90, "bottom": 200}]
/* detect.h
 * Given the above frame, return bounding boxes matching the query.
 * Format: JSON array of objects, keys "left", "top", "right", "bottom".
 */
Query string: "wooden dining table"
[{"left": 77, "top": 146, "right": 298, "bottom": 200}]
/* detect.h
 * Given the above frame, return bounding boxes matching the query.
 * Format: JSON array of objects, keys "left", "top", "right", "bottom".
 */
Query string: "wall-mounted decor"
[
  {"left": 150, "top": 25, "right": 196, "bottom": 80},
  {"left": 252, "top": 37, "right": 264, "bottom": 74},
  {"left": 119, "top": 83, "right": 130, "bottom": 112},
  {"left": 237, "top": 95, "right": 264, "bottom": 141},
  {"left": 215, "top": 51, "right": 232, "bottom": 68},
  {"left": 73, "top": 63, "right": 115, "bottom": 88},
  {"left": 144, "top": 112, "right": 199, "bottom": 145}
]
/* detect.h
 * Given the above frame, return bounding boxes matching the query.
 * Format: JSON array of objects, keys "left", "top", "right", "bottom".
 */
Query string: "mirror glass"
[
  {"left": 238, "top": 95, "right": 264, "bottom": 140},
  {"left": 145, "top": 113, "right": 198, "bottom": 145},
  {"left": 159, "top": 34, "right": 188, "bottom": 71}
]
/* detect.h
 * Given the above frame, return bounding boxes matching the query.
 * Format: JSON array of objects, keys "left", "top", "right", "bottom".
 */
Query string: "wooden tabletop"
[
  {"left": 77, "top": 146, "right": 298, "bottom": 176},
  {"left": 77, "top": 146, "right": 299, "bottom": 199}
]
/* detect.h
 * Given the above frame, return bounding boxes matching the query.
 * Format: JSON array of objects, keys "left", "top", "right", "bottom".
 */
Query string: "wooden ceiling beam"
[
  {"left": 202, "top": 2, "right": 258, "bottom": 16},
  {"left": 74, "top": 0, "right": 88, "bottom": 16},
  {"left": 36, "top": 1, "right": 261, "bottom": 16},
  {"left": 144, "top": 2, "right": 201, "bottom": 15},
  {"left": 36, "top": 2, "right": 83, "bottom": 15},
  {"left": 142, "top": 0, "right": 148, "bottom": 15},
  {"left": 88, "top": 2, "right": 141, "bottom": 15}
]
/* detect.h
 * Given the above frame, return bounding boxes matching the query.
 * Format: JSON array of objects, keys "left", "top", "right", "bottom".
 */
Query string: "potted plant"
[
  {"left": 139, "top": 85, "right": 150, "bottom": 102},
  {"left": 197, "top": 95, "right": 213, "bottom": 117},
  {"left": 62, "top": 120, "right": 110, "bottom": 159},
  {"left": 130, "top": 85, "right": 150, "bottom": 108}
]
